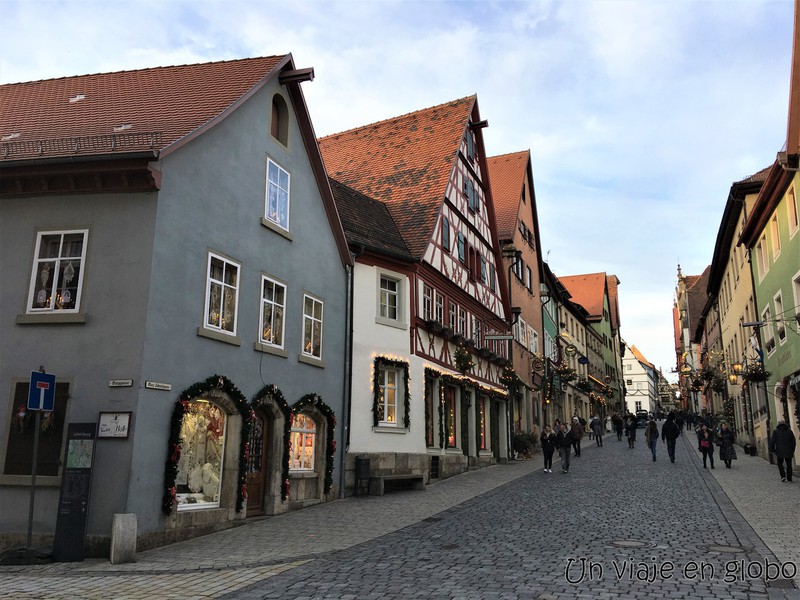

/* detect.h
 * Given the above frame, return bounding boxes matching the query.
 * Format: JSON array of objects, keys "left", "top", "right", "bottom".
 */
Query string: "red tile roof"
[
  {"left": 318, "top": 96, "right": 476, "bottom": 258},
  {"left": 686, "top": 266, "right": 711, "bottom": 336},
  {"left": 558, "top": 272, "right": 608, "bottom": 319},
  {"left": 0, "top": 56, "right": 288, "bottom": 161},
  {"left": 630, "top": 345, "right": 653, "bottom": 369},
  {"left": 487, "top": 151, "right": 529, "bottom": 239}
]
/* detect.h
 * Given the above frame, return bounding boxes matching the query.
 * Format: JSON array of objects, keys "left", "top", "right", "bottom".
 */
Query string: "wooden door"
[{"left": 246, "top": 412, "right": 268, "bottom": 516}]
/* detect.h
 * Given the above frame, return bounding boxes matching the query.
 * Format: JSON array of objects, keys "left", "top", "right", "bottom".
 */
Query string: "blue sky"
[{"left": 1, "top": 0, "right": 795, "bottom": 378}]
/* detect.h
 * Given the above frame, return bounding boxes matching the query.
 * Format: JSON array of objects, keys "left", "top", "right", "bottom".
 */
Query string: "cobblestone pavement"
[{"left": 1, "top": 427, "right": 798, "bottom": 599}]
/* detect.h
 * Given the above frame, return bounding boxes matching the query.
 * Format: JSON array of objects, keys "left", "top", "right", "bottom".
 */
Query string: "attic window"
[
  {"left": 113, "top": 124, "right": 133, "bottom": 132},
  {"left": 1, "top": 132, "right": 20, "bottom": 141},
  {"left": 69, "top": 94, "right": 86, "bottom": 103}
]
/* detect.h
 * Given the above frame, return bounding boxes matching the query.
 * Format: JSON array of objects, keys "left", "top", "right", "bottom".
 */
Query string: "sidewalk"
[
  {"left": 683, "top": 431, "right": 800, "bottom": 587},
  {"left": 0, "top": 455, "right": 545, "bottom": 599}
]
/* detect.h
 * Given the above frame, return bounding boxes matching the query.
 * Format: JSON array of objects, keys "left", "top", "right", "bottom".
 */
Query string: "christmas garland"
[
  {"left": 424, "top": 372, "right": 435, "bottom": 447},
  {"left": 292, "top": 394, "right": 337, "bottom": 495},
  {"left": 453, "top": 343, "right": 475, "bottom": 374},
  {"left": 251, "top": 384, "right": 292, "bottom": 501},
  {"left": 162, "top": 375, "right": 250, "bottom": 516},
  {"left": 372, "top": 357, "right": 411, "bottom": 428}
]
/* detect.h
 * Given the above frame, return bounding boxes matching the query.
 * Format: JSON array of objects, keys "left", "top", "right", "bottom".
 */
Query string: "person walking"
[
  {"left": 571, "top": 416, "right": 585, "bottom": 457},
  {"left": 661, "top": 412, "right": 680, "bottom": 463},
  {"left": 613, "top": 414, "right": 624, "bottom": 441},
  {"left": 591, "top": 416, "right": 604, "bottom": 447},
  {"left": 557, "top": 422, "right": 574, "bottom": 474},
  {"left": 697, "top": 424, "right": 715, "bottom": 469},
  {"left": 540, "top": 424, "right": 557, "bottom": 474},
  {"left": 769, "top": 421, "right": 797, "bottom": 482},
  {"left": 645, "top": 417, "right": 659, "bottom": 461},
  {"left": 625, "top": 413, "right": 637, "bottom": 449},
  {"left": 717, "top": 421, "right": 737, "bottom": 468}
]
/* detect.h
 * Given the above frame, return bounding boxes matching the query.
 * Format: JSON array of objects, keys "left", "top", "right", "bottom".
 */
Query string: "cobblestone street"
[{"left": 1, "top": 428, "right": 798, "bottom": 599}]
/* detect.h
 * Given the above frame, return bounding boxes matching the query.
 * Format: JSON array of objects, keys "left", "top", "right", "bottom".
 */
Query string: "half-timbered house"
[{"left": 320, "top": 97, "right": 514, "bottom": 492}]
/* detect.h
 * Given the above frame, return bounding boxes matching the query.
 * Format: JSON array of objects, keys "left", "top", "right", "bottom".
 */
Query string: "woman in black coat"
[
  {"left": 697, "top": 424, "right": 715, "bottom": 469},
  {"left": 717, "top": 421, "right": 737, "bottom": 468},
  {"left": 540, "top": 424, "right": 557, "bottom": 474}
]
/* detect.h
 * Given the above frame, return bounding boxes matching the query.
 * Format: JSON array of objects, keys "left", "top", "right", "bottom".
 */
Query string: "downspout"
[{"left": 338, "top": 246, "right": 361, "bottom": 498}]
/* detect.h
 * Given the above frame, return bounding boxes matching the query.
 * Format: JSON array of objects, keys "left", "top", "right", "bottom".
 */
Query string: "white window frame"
[
  {"left": 793, "top": 269, "right": 800, "bottom": 334},
  {"left": 770, "top": 215, "right": 781, "bottom": 260},
  {"left": 379, "top": 275, "right": 399, "bottom": 321},
  {"left": 434, "top": 291, "right": 444, "bottom": 324},
  {"left": 530, "top": 328, "right": 539, "bottom": 354},
  {"left": 289, "top": 413, "right": 315, "bottom": 471},
  {"left": 302, "top": 294, "right": 324, "bottom": 359},
  {"left": 259, "top": 275, "right": 286, "bottom": 348},
  {"left": 265, "top": 157, "right": 290, "bottom": 231},
  {"left": 27, "top": 229, "right": 89, "bottom": 314},
  {"left": 774, "top": 291, "right": 786, "bottom": 345},
  {"left": 788, "top": 186, "right": 799, "bottom": 239},
  {"left": 378, "top": 366, "right": 400, "bottom": 426},
  {"left": 204, "top": 252, "right": 240, "bottom": 336},
  {"left": 458, "top": 307, "right": 467, "bottom": 336},
  {"left": 755, "top": 235, "right": 769, "bottom": 281},
  {"left": 762, "top": 306, "right": 775, "bottom": 356},
  {"left": 422, "top": 284, "right": 433, "bottom": 321}
]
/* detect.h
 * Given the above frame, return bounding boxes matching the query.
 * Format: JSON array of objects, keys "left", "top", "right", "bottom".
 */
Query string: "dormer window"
[
  {"left": 113, "top": 124, "right": 133, "bottom": 132},
  {"left": 271, "top": 94, "right": 289, "bottom": 146}
]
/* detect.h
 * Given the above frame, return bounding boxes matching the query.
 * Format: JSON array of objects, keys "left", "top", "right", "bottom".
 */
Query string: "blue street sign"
[{"left": 28, "top": 371, "right": 56, "bottom": 411}]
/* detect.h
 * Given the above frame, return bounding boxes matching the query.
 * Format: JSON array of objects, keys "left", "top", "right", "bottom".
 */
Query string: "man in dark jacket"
[
  {"left": 661, "top": 412, "right": 681, "bottom": 463},
  {"left": 769, "top": 421, "right": 797, "bottom": 482},
  {"left": 557, "top": 422, "right": 574, "bottom": 474},
  {"left": 571, "top": 416, "right": 585, "bottom": 456}
]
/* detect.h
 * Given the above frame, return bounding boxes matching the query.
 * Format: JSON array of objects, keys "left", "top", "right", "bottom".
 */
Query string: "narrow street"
[{"left": 1, "top": 429, "right": 798, "bottom": 600}]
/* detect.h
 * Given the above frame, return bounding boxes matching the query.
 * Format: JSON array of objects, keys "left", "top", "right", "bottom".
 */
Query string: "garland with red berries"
[
  {"left": 161, "top": 375, "right": 250, "bottom": 516},
  {"left": 292, "top": 394, "right": 337, "bottom": 495}
]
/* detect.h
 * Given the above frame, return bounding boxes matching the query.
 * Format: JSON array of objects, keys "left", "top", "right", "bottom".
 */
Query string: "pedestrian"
[
  {"left": 605, "top": 415, "right": 612, "bottom": 434},
  {"left": 591, "top": 416, "right": 604, "bottom": 447},
  {"left": 697, "top": 424, "right": 715, "bottom": 469},
  {"left": 625, "top": 413, "right": 637, "bottom": 449},
  {"left": 540, "top": 424, "right": 557, "bottom": 474},
  {"left": 717, "top": 421, "right": 737, "bottom": 468},
  {"left": 588, "top": 415, "right": 595, "bottom": 440},
  {"left": 613, "top": 414, "right": 624, "bottom": 441},
  {"left": 571, "top": 416, "right": 585, "bottom": 457},
  {"left": 769, "top": 421, "right": 797, "bottom": 483},
  {"left": 645, "top": 417, "right": 659, "bottom": 461},
  {"left": 661, "top": 412, "right": 680, "bottom": 463},
  {"left": 676, "top": 413, "right": 684, "bottom": 433},
  {"left": 557, "top": 422, "right": 574, "bottom": 474}
]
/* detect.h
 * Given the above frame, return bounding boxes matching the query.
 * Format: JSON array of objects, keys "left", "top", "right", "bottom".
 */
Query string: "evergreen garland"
[
  {"left": 161, "top": 399, "right": 186, "bottom": 515},
  {"left": 292, "top": 394, "right": 337, "bottom": 495},
  {"left": 372, "top": 357, "right": 411, "bottom": 428},
  {"left": 251, "top": 384, "right": 292, "bottom": 501},
  {"left": 454, "top": 343, "right": 475, "bottom": 374},
  {"left": 162, "top": 375, "right": 250, "bottom": 516}
]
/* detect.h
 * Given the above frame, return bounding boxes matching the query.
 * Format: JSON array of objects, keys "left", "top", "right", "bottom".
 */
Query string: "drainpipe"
[{"left": 338, "top": 246, "right": 361, "bottom": 498}]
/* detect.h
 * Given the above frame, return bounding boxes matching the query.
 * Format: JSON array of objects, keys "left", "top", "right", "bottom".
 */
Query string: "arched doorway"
[
  {"left": 246, "top": 411, "right": 269, "bottom": 516},
  {"left": 249, "top": 384, "right": 291, "bottom": 516}
]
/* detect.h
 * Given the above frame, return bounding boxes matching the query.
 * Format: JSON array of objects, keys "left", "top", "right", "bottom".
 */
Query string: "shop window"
[
  {"left": 302, "top": 294, "right": 324, "bottom": 359},
  {"left": 270, "top": 94, "right": 289, "bottom": 146},
  {"left": 478, "top": 397, "right": 487, "bottom": 450},
  {"left": 265, "top": 158, "right": 290, "bottom": 230},
  {"left": 260, "top": 275, "right": 286, "bottom": 347},
  {"left": 4, "top": 381, "right": 69, "bottom": 476},
  {"left": 175, "top": 400, "right": 226, "bottom": 510},
  {"left": 289, "top": 413, "right": 315, "bottom": 471},
  {"left": 204, "top": 252, "right": 239, "bottom": 336},
  {"left": 445, "top": 386, "right": 457, "bottom": 448},
  {"left": 27, "top": 230, "right": 88, "bottom": 313},
  {"left": 377, "top": 366, "right": 399, "bottom": 426}
]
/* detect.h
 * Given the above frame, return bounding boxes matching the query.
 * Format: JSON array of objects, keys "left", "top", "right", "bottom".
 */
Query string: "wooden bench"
[{"left": 368, "top": 474, "right": 426, "bottom": 496}]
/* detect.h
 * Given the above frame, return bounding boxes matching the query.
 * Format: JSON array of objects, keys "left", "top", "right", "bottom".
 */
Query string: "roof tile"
[
  {"left": 319, "top": 96, "right": 475, "bottom": 258},
  {"left": 487, "top": 151, "right": 529, "bottom": 239},
  {"left": 1, "top": 56, "right": 286, "bottom": 161}
]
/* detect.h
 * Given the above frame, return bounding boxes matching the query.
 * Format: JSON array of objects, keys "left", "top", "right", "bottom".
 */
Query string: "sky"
[{"left": 1, "top": 0, "right": 795, "bottom": 380}]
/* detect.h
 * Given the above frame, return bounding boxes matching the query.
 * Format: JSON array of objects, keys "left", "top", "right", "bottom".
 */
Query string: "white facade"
[{"left": 623, "top": 351, "right": 657, "bottom": 415}]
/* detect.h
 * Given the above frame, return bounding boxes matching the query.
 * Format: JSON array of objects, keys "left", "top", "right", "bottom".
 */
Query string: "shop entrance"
[{"left": 246, "top": 411, "right": 269, "bottom": 516}]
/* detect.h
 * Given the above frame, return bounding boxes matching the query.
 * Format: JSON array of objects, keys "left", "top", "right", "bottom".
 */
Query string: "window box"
[
  {"left": 451, "top": 333, "right": 465, "bottom": 345},
  {"left": 440, "top": 326, "right": 454, "bottom": 340},
  {"left": 426, "top": 319, "right": 443, "bottom": 334}
]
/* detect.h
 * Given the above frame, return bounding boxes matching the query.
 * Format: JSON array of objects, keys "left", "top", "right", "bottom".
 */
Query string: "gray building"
[{"left": 0, "top": 55, "right": 351, "bottom": 556}]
